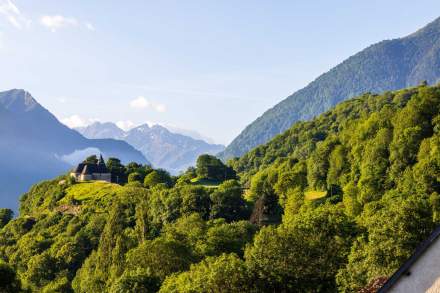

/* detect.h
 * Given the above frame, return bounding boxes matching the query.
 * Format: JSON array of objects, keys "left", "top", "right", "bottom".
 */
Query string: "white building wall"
[{"left": 389, "top": 238, "right": 440, "bottom": 292}]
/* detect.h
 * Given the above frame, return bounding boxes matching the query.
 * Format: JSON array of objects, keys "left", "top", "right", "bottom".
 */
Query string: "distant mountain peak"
[
  {"left": 91, "top": 121, "right": 120, "bottom": 128},
  {"left": 0, "top": 89, "right": 40, "bottom": 113},
  {"left": 150, "top": 124, "right": 169, "bottom": 132},
  {"left": 75, "top": 120, "right": 225, "bottom": 173},
  {"left": 75, "top": 121, "right": 125, "bottom": 140},
  {"left": 91, "top": 121, "right": 124, "bottom": 132},
  {"left": 132, "top": 124, "right": 151, "bottom": 134},
  {"left": 137, "top": 123, "right": 151, "bottom": 129}
]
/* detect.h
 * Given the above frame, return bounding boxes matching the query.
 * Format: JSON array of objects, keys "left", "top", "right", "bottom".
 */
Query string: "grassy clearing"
[
  {"left": 64, "top": 181, "right": 123, "bottom": 201},
  {"left": 190, "top": 178, "right": 221, "bottom": 188},
  {"left": 304, "top": 190, "right": 327, "bottom": 201}
]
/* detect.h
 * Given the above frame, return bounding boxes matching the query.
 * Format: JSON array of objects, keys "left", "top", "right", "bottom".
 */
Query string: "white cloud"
[
  {"left": 59, "top": 147, "right": 102, "bottom": 166},
  {"left": 130, "top": 96, "right": 150, "bottom": 109},
  {"left": 129, "top": 96, "right": 167, "bottom": 113},
  {"left": 116, "top": 120, "right": 136, "bottom": 131},
  {"left": 61, "top": 115, "right": 98, "bottom": 128},
  {"left": 154, "top": 103, "right": 166, "bottom": 113},
  {"left": 85, "top": 22, "right": 95, "bottom": 31},
  {"left": 0, "top": 2, "right": 93, "bottom": 33},
  {"left": 40, "top": 15, "right": 95, "bottom": 32},
  {"left": 40, "top": 15, "right": 78, "bottom": 32},
  {"left": 0, "top": 0, "right": 30, "bottom": 29}
]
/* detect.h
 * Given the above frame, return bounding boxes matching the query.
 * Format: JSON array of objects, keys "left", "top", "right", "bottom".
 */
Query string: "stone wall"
[
  {"left": 92, "top": 173, "right": 111, "bottom": 182},
  {"left": 70, "top": 172, "right": 112, "bottom": 183}
]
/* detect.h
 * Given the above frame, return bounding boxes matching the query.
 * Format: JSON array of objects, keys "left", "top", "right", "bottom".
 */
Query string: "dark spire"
[
  {"left": 98, "top": 154, "right": 105, "bottom": 164},
  {"left": 97, "top": 154, "right": 108, "bottom": 173}
]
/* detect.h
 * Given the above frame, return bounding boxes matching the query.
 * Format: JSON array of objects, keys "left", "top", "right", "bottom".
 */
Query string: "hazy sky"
[{"left": 1, "top": 1, "right": 440, "bottom": 144}]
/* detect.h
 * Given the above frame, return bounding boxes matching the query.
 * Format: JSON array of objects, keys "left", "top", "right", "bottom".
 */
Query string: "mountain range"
[
  {"left": 75, "top": 122, "right": 225, "bottom": 174},
  {"left": 0, "top": 89, "right": 148, "bottom": 210},
  {"left": 220, "top": 16, "right": 440, "bottom": 159}
]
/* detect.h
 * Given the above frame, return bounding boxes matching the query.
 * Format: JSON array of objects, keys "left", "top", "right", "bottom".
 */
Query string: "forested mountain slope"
[
  {"left": 0, "top": 84, "right": 439, "bottom": 292},
  {"left": 228, "top": 84, "right": 440, "bottom": 290},
  {"left": 220, "top": 16, "right": 440, "bottom": 159}
]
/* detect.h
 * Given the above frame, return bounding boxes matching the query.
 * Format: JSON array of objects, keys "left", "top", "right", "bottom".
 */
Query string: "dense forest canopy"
[{"left": 1, "top": 84, "right": 440, "bottom": 292}]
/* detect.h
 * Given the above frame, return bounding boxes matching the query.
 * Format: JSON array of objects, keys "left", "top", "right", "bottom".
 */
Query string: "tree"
[
  {"left": 84, "top": 155, "right": 98, "bottom": 164},
  {"left": 0, "top": 208, "right": 13, "bottom": 229},
  {"left": 358, "top": 128, "right": 392, "bottom": 204},
  {"left": 162, "top": 214, "right": 256, "bottom": 258},
  {"left": 135, "top": 201, "right": 151, "bottom": 244},
  {"left": 327, "top": 145, "right": 348, "bottom": 188},
  {"left": 0, "top": 261, "right": 21, "bottom": 293},
  {"left": 72, "top": 251, "right": 106, "bottom": 293},
  {"left": 210, "top": 180, "right": 249, "bottom": 222},
  {"left": 128, "top": 172, "right": 143, "bottom": 184},
  {"left": 201, "top": 221, "right": 256, "bottom": 258},
  {"left": 306, "top": 139, "right": 336, "bottom": 191},
  {"left": 147, "top": 188, "right": 183, "bottom": 228},
  {"left": 110, "top": 269, "right": 160, "bottom": 293},
  {"left": 246, "top": 204, "right": 356, "bottom": 292},
  {"left": 179, "top": 186, "right": 211, "bottom": 219},
  {"left": 107, "top": 158, "right": 126, "bottom": 184},
  {"left": 161, "top": 213, "right": 206, "bottom": 251},
  {"left": 196, "top": 154, "right": 236, "bottom": 181},
  {"left": 185, "top": 167, "right": 197, "bottom": 179},
  {"left": 282, "top": 188, "right": 304, "bottom": 226},
  {"left": 159, "top": 254, "right": 251, "bottom": 293},
  {"left": 23, "top": 252, "right": 58, "bottom": 289},
  {"left": 273, "top": 161, "right": 307, "bottom": 207},
  {"left": 125, "top": 162, "right": 142, "bottom": 174},
  {"left": 41, "top": 276, "right": 70, "bottom": 293},
  {"left": 337, "top": 194, "right": 435, "bottom": 291},
  {"left": 248, "top": 169, "right": 281, "bottom": 226},
  {"left": 144, "top": 169, "right": 173, "bottom": 188},
  {"left": 126, "top": 238, "right": 196, "bottom": 281}
]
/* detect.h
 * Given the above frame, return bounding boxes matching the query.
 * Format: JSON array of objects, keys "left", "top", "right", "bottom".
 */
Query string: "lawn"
[
  {"left": 64, "top": 181, "right": 123, "bottom": 201},
  {"left": 304, "top": 190, "right": 327, "bottom": 201}
]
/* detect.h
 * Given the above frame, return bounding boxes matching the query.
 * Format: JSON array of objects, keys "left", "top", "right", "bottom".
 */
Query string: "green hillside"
[
  {"left": 1, "top": 84, "right": 440, "bottom": 292},
  {"left": 228, "top": 83, "right": 440, "bottom": 290},
  {"left": 220, "top": 17, "right": 440, "bottom": 160}
]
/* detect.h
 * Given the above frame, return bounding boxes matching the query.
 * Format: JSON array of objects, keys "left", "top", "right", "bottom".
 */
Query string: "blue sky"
[{"left": 1, "top": 1, "right": 440, "bottom": 144}]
